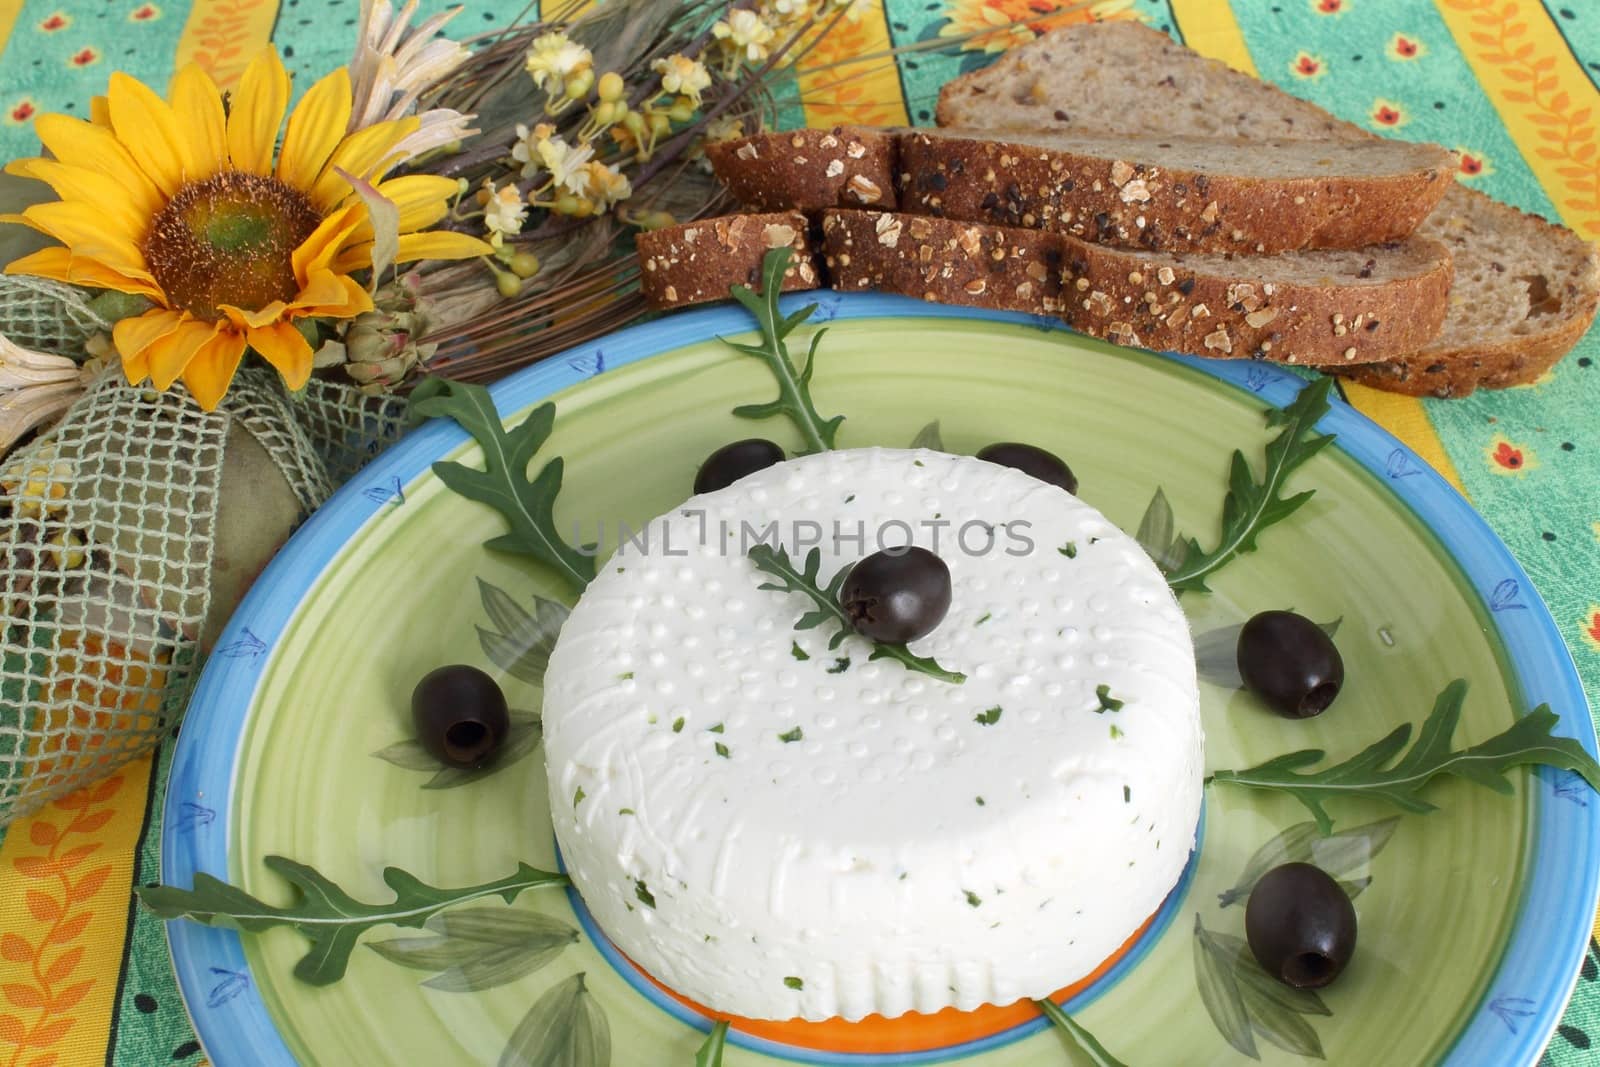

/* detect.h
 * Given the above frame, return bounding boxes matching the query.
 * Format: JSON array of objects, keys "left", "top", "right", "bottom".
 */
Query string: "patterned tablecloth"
[{"left": 1, "top": 0, "right": 1598, "bottom": 1064}]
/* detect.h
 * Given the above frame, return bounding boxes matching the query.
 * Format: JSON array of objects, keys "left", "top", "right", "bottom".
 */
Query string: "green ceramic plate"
[{"left": 163, "top": 295, "right": 1600, "bottom": 1066}]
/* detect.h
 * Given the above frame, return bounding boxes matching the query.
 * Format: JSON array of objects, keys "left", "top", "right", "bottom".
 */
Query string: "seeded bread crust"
[
  {"left": 935, "top": 20, "right": 1600, "bottom": 395},
  {"left": 820, "top": 210, "right": 1454, "bottom": 367},
  {"left": 822, "top": 209, "right": 1066, "bottom": 316},
  {"left": 636, "top": 212, "right": 820, "bottom": 310},
  {"left": 899, "top": 130, "right": 1454, "bottom": 254},
  {"left": 706, "top": 128, "right": 898, "bottom": 212}
]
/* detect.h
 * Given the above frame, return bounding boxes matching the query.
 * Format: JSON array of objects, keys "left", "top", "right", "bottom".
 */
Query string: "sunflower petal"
[
  {"left": 289, "top": 203, "right": 365, "bottom": 287},
  {"left": 227, "top": 50, "right": 291, "bottom": 176},
  {"left": 331, "top": 240, "right": 373, "bottom": 275},
  {"left": 291, "top": 269, "right": 372, "bottom": 317},
  {"left": 346, "top": 174, "right": 457, "bottom": 245},
  {"left": 4, "top": 246, "right": 163, "bottom": 298},
  {"left": 182, "top": 328, "right": 248, "bottom": 410},
  {"left": 15, "top": 201, "right": 152, "bottom": 278},
  {"left": 33, "top": 114, "right": 163, "bottom": 213},
  {"left": 107, "top": 70, "right": 195, "bottom": 195},
  {"left": 6, "top": 160, "right": 149, "bottom": 243},
  {"left": 89, "top": 95, "right": 111, "bottom": 128},
  {"left": 307, "top": 116, "right": 419, "bottom": 214},
  {"left": 246, "top": 321, "right": 315, "bottom": 390},
  {"left": 395, "top": 230, "right": 493, "bottom": 263},
  {"left": 113, "top": 309, "right": 184, "bottom": 382},
  {"left": 147, "top": 316, "right": 222, "bottom": 391},
  {"left": 278, "top": 67, "right": 353, "bottom": 193},
  {"left": 217, "top": 300, "right": 290, "bottom": 331},
  {"left": 169, "top": 64, "right": 228, "bottom": 179}
]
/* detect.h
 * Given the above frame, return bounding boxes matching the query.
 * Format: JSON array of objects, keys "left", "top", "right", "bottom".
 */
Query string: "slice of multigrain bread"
[
  {"left": 821, "top": 210, "right": 1453, "bottom": 367},
  {"left": 900, "top": 129, "right": 1455, "bottom": 254},
  {"left": 935, "top": 20, "right": 1600, "bottom": 396},
  {"left": 706, "top": 127, "right": 898, "bottom": 212},
  {"left": 637, "top": 212, "right": 820, "bottom": 310}
]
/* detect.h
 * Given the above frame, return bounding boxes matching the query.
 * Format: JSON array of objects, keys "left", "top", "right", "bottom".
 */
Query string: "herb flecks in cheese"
[{"left": 542, "top": 449, "right": 1202, "bottom": 1023}]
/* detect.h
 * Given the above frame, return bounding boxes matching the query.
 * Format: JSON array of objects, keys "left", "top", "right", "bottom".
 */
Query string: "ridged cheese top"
[{"left": 543, "top": 448, "right": 1202, "bottom": 1021}]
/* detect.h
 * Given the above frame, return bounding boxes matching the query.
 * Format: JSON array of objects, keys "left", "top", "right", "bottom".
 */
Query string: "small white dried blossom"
[
  {"left": 652, "top": 54, "right": 712, "bottom": 105},
  {"left": 538, "top": 136, "right": 596, "bottom": 196},
  {"left": 583, "top": 161, "right": 633, "bottom": 210},
  {"left": 702, "top": 115, "right": 746, "bottom": 143},
  {"left": 712, "top": 9, "right": 777, "bottom": 64},
  {"left": 510, "top": 121, "right": 558, "bottom": 179},
  {"left": 524, "top": 31, "right": 594, "bottom": 93},
  {"left": 481, "top": 181, "right": 528, "bottom": 245}
]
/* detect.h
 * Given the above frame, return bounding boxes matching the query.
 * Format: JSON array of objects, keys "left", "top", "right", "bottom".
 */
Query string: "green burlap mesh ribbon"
[{"left": 0, "top": 279, "right": 405, "bottom": 825}]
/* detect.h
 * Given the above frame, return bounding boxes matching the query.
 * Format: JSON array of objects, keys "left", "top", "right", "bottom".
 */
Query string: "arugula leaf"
[
  {"left": 747, "top": 544, "right": 965, "bottom": 684},
  {"left": 1209, "top": 679, "right": 1600, "bottom": 833},
  {"left": 723, "top": 247, "right": 843, "bottom": 454},
  {"left": 411, "top": 378, "right": 595, "bottom": 593},
  {"left": 136, "top": 858, "right": 567, "bottom": 986},
  {"left": 1034, "top": 998, "right": 1129, "bottom": 1067},
  {"left": 694, "top": 1020, "right": 731, "bottom": 1067},
  {"left": 1165, "top": 377, "right": 1336, "bottom": 592}
]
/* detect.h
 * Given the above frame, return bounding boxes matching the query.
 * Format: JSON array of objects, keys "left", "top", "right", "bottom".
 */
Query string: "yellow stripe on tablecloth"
[
  {"left": 1167, "top": 0, "right": 1255, "bottom": 74},
  {"left": 1437, "top": 0, "right": 1600, "bottom": 240},
  {"left": 1169, "top": 0, "right": 1467, "bottom": 494},
  {"left": 800, "top": 2, "right": 909, "bottom": 129},
  {"left": 0, "top": 756, "right": 155, "bottom": 1065},
  {"left": 175, "top": 0, "right": 282, "bottom": 91},
  {"left": 0, "top": 0, "right": 27, "bottom": 65}
]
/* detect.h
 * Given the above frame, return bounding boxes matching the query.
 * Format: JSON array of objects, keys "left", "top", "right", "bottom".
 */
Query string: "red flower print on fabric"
[
  {"left": 130, "top": 3, "right": 160, "bottom": 20},
  {"left": 1291, "top": 52, "right": 1325, "bottom": 79},
  {"left": 1387, "top": 33, "right": 1426, "bottom": 60},
  {"left": 1486, "top": 435, "right": 1536, "bottom": 475},
  {"left": 1314, "top": 0, "right": 1345, "bottom": 13},
  {"left": 8, "top": 100, "right": 34, "bottom": 124},
  {"left": 1372, "top": 99, "right": 1406, "bottom": 127},
  {"left": 1583, "top": 606, "right": 1600, "bottom": 653},
  {"left": 69, "top": 47, "right": 99, "bottom": 67},
  {"left": 1457, "top": 150, "right": 1491, "bottom": 178},
  {"left": 38, "top": 12, "right": 70, "bottom": 32}
]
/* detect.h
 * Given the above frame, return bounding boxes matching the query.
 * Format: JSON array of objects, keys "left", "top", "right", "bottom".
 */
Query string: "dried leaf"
[{"left": 334, "top": 166, "right": 400, "bottom": 289}]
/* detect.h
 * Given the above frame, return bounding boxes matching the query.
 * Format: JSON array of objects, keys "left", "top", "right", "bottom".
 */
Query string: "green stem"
[{"left": 1034, "top": 999, "right": 1129, "bottom": 1067}]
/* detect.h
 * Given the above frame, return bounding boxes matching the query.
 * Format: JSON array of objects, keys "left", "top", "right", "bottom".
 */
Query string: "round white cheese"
[{"left": 543, "top": 447, "right": 1202, "bottom": 1022}]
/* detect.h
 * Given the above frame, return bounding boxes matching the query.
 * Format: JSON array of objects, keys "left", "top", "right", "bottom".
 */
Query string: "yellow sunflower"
[{"left": 2, "top": 50, "right": 489, "bottom": 409}]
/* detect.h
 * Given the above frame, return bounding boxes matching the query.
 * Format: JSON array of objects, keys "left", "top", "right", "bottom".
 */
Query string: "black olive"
[
  {"left": 975, "top": 442, "right": 1078, "bottom": 494},
  {"left": 411, "top": 665, "right": 509, "bottom": 769},
  {"left": 1236, "top": 610, "right": 1345, "bottom": 718},
  {"left": 694, "top": 439, "right": 786, "bottom": 494},
  {"left": 1245, "top": 862, "right": 1358, "bottom": 989},
  {"left": 839, "top": 547, "right": 952, "bottom": 643}
]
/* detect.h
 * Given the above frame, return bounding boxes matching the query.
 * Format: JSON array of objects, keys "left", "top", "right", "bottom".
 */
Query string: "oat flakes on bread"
[
  {"left": 900, "top": 128, "right": 1455, "bottom": 254},
  {"left": 637, "top": 212, "right": 820, "bottom": 310},
  {"left": 822, "top": 209, "right": 1067, "bottom": 317},
  {"left": 935, "top": 19, "right": 1600, "bottom": 396},
  {"left": 706, "top": 127, "right": 897, "bottom": 212},
  {"left": 822, "top": 209, "right": 1454, "bottom": 367}
]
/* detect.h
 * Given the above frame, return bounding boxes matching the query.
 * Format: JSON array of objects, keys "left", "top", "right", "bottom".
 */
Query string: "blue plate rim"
[{"left": 160, "top": 291, "right": 1600, "bottom": 1067}]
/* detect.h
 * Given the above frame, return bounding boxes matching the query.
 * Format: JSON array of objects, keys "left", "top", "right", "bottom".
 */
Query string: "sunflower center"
[{"left": 144, "top": 172, "right": 321, "bottom": 322}]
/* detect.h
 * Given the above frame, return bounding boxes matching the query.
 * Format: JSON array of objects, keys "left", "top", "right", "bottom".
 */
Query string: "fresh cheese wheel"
[{"left": 543, "top": 447, "right": 1202, "bottom": 1022}]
